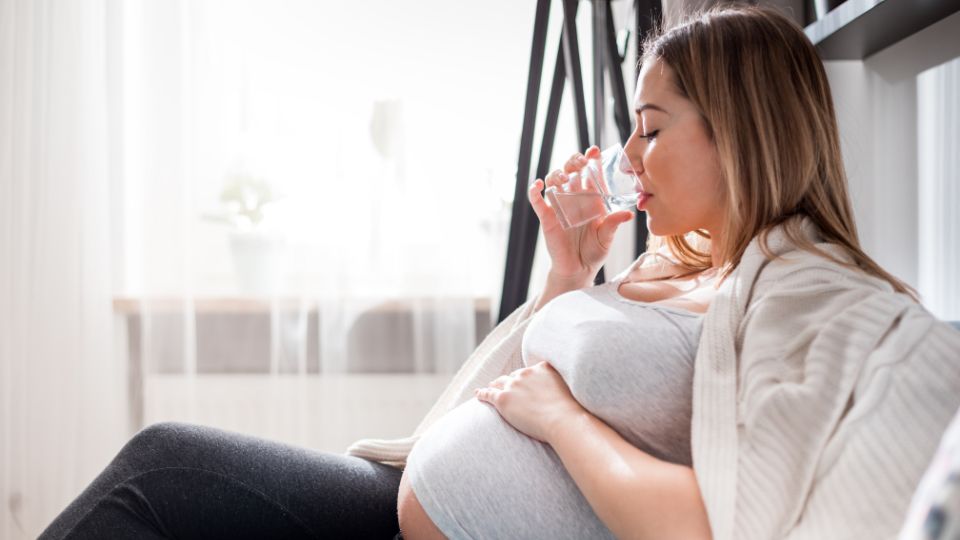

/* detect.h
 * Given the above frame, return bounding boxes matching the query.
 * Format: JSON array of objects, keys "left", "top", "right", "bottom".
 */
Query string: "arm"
[
  {"left": 548, "top": 410, "right": 712, "bottom": 540},
  {"left": 527, "top": 147, "right": 634, "bottom": 315},
  {"left": 532, "top": 270, "right": 595, "bottom": 312}
]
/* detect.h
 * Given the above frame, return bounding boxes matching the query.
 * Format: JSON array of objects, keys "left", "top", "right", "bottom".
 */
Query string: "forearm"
[
  {"left": 548, "top": 411, "right": 712, "bottom": 540},
  {"left": 533, "top": 271, "right": 594, "bottom": 312}
]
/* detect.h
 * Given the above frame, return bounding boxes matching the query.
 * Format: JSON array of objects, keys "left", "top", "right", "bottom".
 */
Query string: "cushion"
[{"left": 899, "top": 405, "right": 960, "bottom": 539}]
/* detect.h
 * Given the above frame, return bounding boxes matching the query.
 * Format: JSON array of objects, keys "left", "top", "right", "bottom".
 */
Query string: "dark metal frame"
[{"left": 498, "top": 0, "right": 663, "bottom": 322}]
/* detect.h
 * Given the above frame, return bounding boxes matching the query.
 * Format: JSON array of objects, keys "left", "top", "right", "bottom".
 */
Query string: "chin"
[
  {"left": 645, "top": 215, "right": 671, "bottom": 237},
  {"left": 645, "top": 215, "right": 692, "bottom": 238}
]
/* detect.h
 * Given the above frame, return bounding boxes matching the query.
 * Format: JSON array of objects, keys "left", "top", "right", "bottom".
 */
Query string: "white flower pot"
[{"left": 229, "top": 231, "right": 287, "bottom": 296}]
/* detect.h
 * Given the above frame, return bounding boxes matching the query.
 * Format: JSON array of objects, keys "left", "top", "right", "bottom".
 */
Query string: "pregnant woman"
[
  {"left": 379, "top": 5, "right": 960, "bottom": 539},
  {"left": 41, "top": 4, "right": 960, "bottom": 540}
]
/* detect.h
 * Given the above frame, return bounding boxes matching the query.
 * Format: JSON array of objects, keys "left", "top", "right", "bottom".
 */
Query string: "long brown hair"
[{"left": 642, "top": 4, "right": 915, "bottom": 297}]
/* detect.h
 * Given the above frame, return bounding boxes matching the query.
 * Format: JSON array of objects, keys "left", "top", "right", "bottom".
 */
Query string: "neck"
[{"left": 706, "top": 227, "right": 723, "bottom": 269}]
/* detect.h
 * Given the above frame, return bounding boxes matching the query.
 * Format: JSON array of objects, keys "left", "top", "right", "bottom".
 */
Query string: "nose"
[{"left": 622, "top": 131, "right": 645, "bottom": 177}]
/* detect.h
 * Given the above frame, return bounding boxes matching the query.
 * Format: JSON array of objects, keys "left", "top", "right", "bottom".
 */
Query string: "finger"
[
  {"left": 488, "top": 375, "right": 510, "bottom": 389},
  {"left": 534, "top": 360, "right": 554, "bottom": 370},
  {"left": 584, "top": 145, "right": 601, "bottom": 159},
  {"left": 511, "top": 366, "right": 532, "bottom": 377},
  {"left": 596, "top": 210, "right": 634, "bottom": 249},
  {"left": 527, "top": 179, "right": 561, "bottom": 228},
  {"left": 531, "top": 360, "right": 560, "bottom": 376},
  {"left": 474, "top": 386, "right": 502, "bottom": 403},
  {"left": 563, "top": 153, "right": 587, "bottom": 175},
  {"left": 527, "top": 179, "right": 549, "bottom": 215},
  {"left": 544, "top": 169, "right": 567, "bottom": 189}
]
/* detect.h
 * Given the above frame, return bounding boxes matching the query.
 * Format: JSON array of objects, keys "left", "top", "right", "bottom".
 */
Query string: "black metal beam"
[
  {"left": 589, "top": 0, "right": 607, "bottom": 286},
  {"left": 562, "top": 0, "right": 590, "bottom": 150},
  {"left": 605, "top": 3, "right": 632, "bottom": 144},
  {"left": 498, "top": 0, "right": 552, "bottom": 322},
  {"left": 633, "top": 0, "right": 661, "bottom": 257},
  {"left": 592, "top": 0, "right": 607, "bottom": 147},
  {"left": 497, "top": 42, "right": 570, "bottom": 323},
  {"left": 499, "top": 0, "right": 660, "bottom": 321},
  {"left": 536, "top": 44, "right": 569, "bottom": 203},
  {"left": 635, "top": 0, "right": 662, "bottom": 61}
]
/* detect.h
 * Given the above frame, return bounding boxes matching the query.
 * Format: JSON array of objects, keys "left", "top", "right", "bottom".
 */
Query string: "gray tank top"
[{"left": 405, "top": 278, "right": 703, "bottom": 539}]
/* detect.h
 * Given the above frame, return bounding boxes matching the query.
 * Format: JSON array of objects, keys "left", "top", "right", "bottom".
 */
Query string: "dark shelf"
[{"left": 805, "top": 0, "right": 960, "bottom": 60}]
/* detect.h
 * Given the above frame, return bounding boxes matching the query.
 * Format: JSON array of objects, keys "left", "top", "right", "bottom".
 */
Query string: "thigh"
[{"left": 43, "top": 422, "right": 402, "bottom": 539}]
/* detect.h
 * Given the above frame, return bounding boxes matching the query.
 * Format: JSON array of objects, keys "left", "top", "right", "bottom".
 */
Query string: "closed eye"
[{"left": 639, "top": 129, "right": 659, "bottom": 140}]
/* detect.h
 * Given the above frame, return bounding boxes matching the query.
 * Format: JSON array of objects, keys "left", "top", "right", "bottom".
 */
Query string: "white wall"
[{"left": 826, "top": 10, "right": 960, "bottom": 319}]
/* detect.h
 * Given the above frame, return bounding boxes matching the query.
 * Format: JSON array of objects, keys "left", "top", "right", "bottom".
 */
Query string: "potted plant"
[{"left": 204, "top": 173, "right": 287, "bottom": 296}]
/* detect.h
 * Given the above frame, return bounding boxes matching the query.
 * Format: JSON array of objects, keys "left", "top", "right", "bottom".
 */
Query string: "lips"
[{"left": 637, "top": 192, "right": 653, "bottom": 211}]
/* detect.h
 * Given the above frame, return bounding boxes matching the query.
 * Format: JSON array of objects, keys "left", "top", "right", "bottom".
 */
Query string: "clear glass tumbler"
[{"left": 543, "top": 144, "right": 642, "bottom": 229}]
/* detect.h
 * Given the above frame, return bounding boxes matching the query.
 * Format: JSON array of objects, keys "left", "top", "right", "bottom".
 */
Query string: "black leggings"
[{"left": 39, "top": 422, "right": 403, "bottom": 539}]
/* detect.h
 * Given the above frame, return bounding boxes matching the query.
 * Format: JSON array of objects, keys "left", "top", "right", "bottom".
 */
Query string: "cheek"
[
  {"left": 644, "top": 142, "right": 690, "bottom": 196},
  {"left": 685, "top": 148, "right": 726, "bottom": 222},
  {"left": 645, "top": 141, "right": 725, "bottom": 230},
  {"left": 696, "top": 146, "right": 725, "bottom": 198},
  {"left": 642, "top": 144, "right": 672, "bottom": 182}
]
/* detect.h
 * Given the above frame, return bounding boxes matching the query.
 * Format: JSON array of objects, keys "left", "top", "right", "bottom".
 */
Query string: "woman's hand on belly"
[
  {"left": 475, "top": 360, "right": 586, "bottom": 444},
  {"left": 397, "top": 470, "right": 447, "bottom": 540}
]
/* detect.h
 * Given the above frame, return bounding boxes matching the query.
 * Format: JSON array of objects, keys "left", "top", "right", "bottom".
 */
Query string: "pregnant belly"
[
  {"left": 397, "top": 473, "right": 445, "bottom": 539},
  {"left": 399, "top": 399, "right": 614, "bottom": 539}
]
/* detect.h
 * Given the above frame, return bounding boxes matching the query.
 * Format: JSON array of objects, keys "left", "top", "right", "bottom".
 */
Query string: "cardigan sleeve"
[
  {"left": 730, "top": 257, "right": 960, "bottom": 539},
  {"left": 344, "top": 296, "right": 540, "bottom": 468}
]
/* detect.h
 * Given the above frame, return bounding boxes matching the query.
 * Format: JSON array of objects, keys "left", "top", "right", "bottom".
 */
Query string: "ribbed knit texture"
[
  {"left": 694, "top": 221, "right": 960, "bottom": 540},
  {"left": 348, "top": 220, "right": 960, "bottom": 539}
]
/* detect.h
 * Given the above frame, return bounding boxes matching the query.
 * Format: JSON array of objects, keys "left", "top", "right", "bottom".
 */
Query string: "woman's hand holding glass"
[{"left": 527, "top": 146, "right": 635, "bottom": 287}]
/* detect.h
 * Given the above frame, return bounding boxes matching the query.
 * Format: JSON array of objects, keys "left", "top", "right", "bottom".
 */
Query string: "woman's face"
[{"left": 623, "top": 58, "right": 726, "bottom": 240}]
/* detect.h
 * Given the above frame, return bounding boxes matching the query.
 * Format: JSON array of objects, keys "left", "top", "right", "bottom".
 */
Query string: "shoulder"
[
  {"left": 734, "top": 241, "right": 916, "bottom": 356},
  {"left": 750, "top": 243, "right": 892, "bottom": 300},
  {"left": 731, "top": 217, "right": 887, "bottom": 295}
]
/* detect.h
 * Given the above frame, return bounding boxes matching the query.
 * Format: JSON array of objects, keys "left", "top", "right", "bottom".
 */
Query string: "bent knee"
[
  {"left": 120, "top": 421, "right": 202, "bottom": 461},
  {"left": 132, "top": 421, "right": 194, "bottom": 446}
]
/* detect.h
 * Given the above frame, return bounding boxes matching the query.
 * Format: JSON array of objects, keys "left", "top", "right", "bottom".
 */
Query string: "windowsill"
[
  {"left": 113, "top": 295, "right": 492, "bottom": 315},
  {"left": 112, "top": 294, "right": 495, "bottom": 375}
]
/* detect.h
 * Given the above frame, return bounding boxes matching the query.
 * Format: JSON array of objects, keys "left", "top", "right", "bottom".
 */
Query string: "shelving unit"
[{"left": 805, "top": 0, "right": 960, "bottom": 59}]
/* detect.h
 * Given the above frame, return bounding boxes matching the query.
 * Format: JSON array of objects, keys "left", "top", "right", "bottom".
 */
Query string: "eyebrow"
[{"left": 635, "top": 103, "right": 668, "bottom": 114}]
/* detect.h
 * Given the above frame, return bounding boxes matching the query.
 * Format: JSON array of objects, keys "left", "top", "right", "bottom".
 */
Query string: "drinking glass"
[{"left": 543, "top": 144, "right": 642, "bottom": 229}]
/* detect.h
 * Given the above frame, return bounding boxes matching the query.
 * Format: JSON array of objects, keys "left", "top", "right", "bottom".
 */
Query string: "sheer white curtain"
[
  {"left": 0, "top": 1, "right": 127, "bottom": 538},
  {"left": 918, "top": 56, "right": 960, "bottom": 321},
  {"left": 113, "top": 0, "right": 535, "bottom": 454},
  {"left": 114, "top": 0, "right": 644, "bottom": 456},
  {"left": 0, "top": 0, "right": 644, "bottom": 535}
]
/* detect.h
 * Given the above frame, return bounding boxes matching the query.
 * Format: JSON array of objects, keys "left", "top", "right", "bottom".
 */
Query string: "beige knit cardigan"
[{"left": 347, "top": 222, "right": 960, "bottom": 539}]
